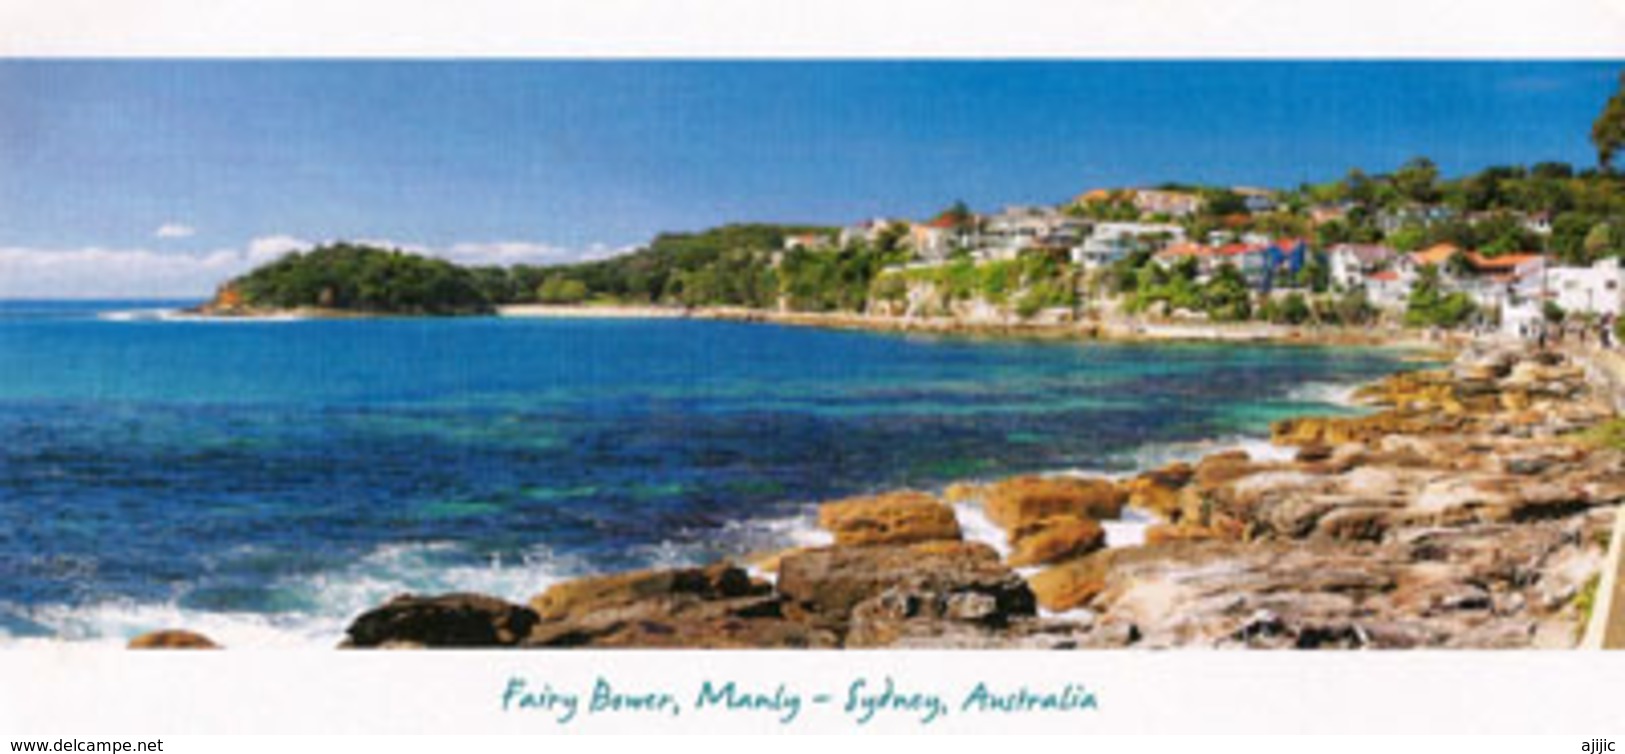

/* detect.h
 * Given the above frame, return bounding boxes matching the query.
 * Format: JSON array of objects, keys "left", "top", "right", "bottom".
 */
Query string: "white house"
[
  {"left": 1548, "top": 257, "right": 1624, "bottom": 317},
  {"left": 1327, "top": 244, "right": 1397, "bottom": 291},
  {"left": 907, "top": 223, "right": 958, "bottom": 263},
  {"left": 839, "top": 218, "right": 906, "bottom": 249},
  {"left": 782, "top": 233, "right": 834, "bottom": 252},
  {"left": 979, "top": 206, "right": 1085, "bottom": 260},
  {"left": 1071, "top": 222, "right": 1185, "bottom": 268},
  {"left": 1502, "top": 298, "right": 1546, "bottom": 339},
  {"left": 1131, "top": 190, "right": 1203, "bottom": 218},
  {"left": 1365, "top": 270, "right": 1410, "bottom": 310},
  {"left": 1458, "top": 253, "right": 1546, "bottom": 314},
  {"left": 1235, "top": 187, "right": 1278, "bottom": 214}
]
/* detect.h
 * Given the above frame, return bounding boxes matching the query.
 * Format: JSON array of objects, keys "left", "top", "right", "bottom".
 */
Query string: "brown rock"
[
  {"left": 943, "top": 482, "right": 987, "bottom": 504},
  {"left": 776, "top": 541, "right": 1032, "bottom": 624},
  {"left": 529, "top": 562, "right": 765, "bottom": 621},
  {"left": 524, "top": 594, "right": 838, "bottom": 649},
  {"left": 1006, "top": 516, "right": 1106, "bottom": 567},
  {"left": 345, "top": 593, "right": 539, "bottom": 648},
  {"left": 983, "top": 475, "right": 1126, "bottom": 531},
  {"left": 1027, "top": 549, "right": 1118, "bottom": 612},
  {"left": 1271, "top": 409, "right": 1471, "bottom": 448},
  {"left": 1311, "top": 506, "right": 1397, "bottom": 542},
  {"left": 817, "top": 490, "right": 961, "bottom": 546},
  {"left": 1124, "top": 462, "right": 1193, "bottom": 520},
  {"left": 1191, "top": 450, "right": 1260, "bottom": 489},
  {"left": 1294, "top": 444, "right": 1335, "bottom": 462},
  {"left": 745, "top": 547, "right": 809, "bottom": 575},
  {"left": 1144, "top": 523, "right": 1219, "bottom": 546},
  {"left": 127, "top": 629, "right": 219, "bottom": 650}
]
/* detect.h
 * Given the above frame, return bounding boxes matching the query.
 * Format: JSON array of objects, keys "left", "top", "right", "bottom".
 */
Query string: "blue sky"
[{"left": 0, "top": 61, "right": 1620, "bottom": 297}]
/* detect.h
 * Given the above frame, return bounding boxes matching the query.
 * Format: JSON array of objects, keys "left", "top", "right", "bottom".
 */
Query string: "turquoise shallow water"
[{"left": 0, "top": 301, "right": 1406, "bottom": 645}]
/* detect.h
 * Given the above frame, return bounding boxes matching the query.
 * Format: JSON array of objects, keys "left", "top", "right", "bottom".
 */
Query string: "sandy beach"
[{"left": 497, "top": 304, "right": 692, "bottom": 319}]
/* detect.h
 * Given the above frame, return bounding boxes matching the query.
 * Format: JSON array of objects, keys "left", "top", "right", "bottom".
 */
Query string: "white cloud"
[
  {"left": 245, "top": 235, "right": 311, "bottom": 263},
  {"left": 0, "top": 245, "right": 253, "bottom": 299},
  {"left": 445, "top": 241, "right": 572, "bottom": 266},
  {"left": 153, "top": 223, "right": 196, "bottom": 239},
  {"left": 0, "top": 237, "right": 635, "bottom": 299}
]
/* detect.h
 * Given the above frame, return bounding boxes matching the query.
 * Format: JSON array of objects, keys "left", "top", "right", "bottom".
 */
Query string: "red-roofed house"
[
  {"left": 1408, "top": 243, "right": 1461, "bottom": 269},
  {"left": 1458, "top": 252, "right": 1546, "bottom": 311}
]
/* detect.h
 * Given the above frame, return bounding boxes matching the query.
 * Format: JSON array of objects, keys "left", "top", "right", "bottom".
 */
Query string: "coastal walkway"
[{"left": 1580, "top": 347, "right": 1625, "bottom": 649}]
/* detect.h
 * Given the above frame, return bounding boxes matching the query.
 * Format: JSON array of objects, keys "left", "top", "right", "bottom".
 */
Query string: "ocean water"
[{"left": 0, "top": 300, "right": 1409, "bottom": 647}]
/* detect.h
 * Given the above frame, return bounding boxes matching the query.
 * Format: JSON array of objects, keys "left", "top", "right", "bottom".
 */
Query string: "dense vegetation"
[
  {"left": 538, "top": 224, "right": 834, "bottom": 306},
  {"left": 1402, "top": 266, "right": 1478, "bottom": 328},
  {"left": 230, "top": 243, "right": 495, "bottom": 315},
  {"left": 875, "top": 249, "right": 1078, "bottom": 318}
]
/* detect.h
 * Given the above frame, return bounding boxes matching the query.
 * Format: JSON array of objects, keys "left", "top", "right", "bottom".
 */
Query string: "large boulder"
[
  {"left": 844, "top": 586, "right": 1086, "bottom": 649},
  {"left": 524, "top": 593, "right": 838, "bottom": 649},
  {"left": 1204, "top": 470, "right": 1339, "bottom": 539},
  {"left": 943, "top": 482, "right": 987, "bottom": 504},
  {"left": 1124, "top": 462, "right": 1193, "bottom": 520},
  {"left": 1006, "top": 516, "right": 1106, "bottom": 568},
  {"left": 522, "top": 563, "right": 829, "bottom": 649},
  {"left": 816, "top": 490, "right": 961, "bottom": 546},
  {"left": 1271, "top": 410, "right": 1466, "bottom": 447},
  {"left": 1189, "top": 450, "right": 1261, "bottom": 490},
  {"left": 529, "top": 563, "right": 765, "bottom": 621},
  {"left": 775, "top": 541, "right": 1034, "bottom": 626},
  {"left": 345, "top": 593, "right": 539, "bottom": 648},
  {"left": 982, "top": 475, "right": 1125, "bottom": 531},
  {"left": 127, "top": 629, "right": 219, "bottom": 650},
  {"left": 1026, "top": 548, "right": 1119, "bottom": 613}
]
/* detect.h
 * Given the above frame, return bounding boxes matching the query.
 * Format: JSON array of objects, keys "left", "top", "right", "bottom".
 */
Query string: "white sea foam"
[
  {"left": 1114, "top": 433, "right": 1295, "bottom": 472},
  {"left": 96, "top": 308, "right": 305, "bottom": 323},
  {"left": 0, "top": 541, "right": 586, "bottom": 649},
  {"left": 1283, "top": 380, "right": 1361, "bottom": 407},
  {"left": 1101, "top": 506, "right": 1154, "bottom": 548},
  {"left": 96, "top": 307, "right": 185, "bottom": 322},
  {"left": 952, "top": 499, "right": 1012, "bottom": 559}
]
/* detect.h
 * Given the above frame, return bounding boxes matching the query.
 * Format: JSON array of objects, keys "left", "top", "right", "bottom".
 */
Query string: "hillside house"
[
  {"left": 1548, "top": 257, "right": 1624, "bottom": 317},
  {"left": 1074, "top": 222, "right": 1185, "bottom": 269},
  {"left": 1132, "top": 189, "right": 1203, "bottom": 219},
  {"left": 1328, "top": 244, "right": 1397, "bottom": 291}
]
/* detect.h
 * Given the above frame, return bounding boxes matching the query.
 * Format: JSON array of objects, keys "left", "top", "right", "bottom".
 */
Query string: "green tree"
[
  {"left": 536, "top": 275, "right": 589, "bottom": 304},
  {"left": 1202, "top": 189, "right": 1247, "bottom": 216},
  {"left": 1393, "top": 157, "right": 1442, "bottom": 205},
  {"left": 1592, "top": 72, "right": 1625, "bottom": 172},
  {"left": 1552, "top": 213, "right": 1599, "bottom": 264},
  {"left": 874, "top": 222, "right": 909, "bottom": 254},
  {"left": 1386, "top": 223, "right": 1428, "bottom": 252},
  {"left": 1202, "top": 263, "right": 1253, "bottom": 321},
  {"left": 1404, "top": 265, "right": 1477, "bottom": 328},
  {"left": 1584, "top": 222, "right": 1616, "bottom": 262},
  {"left": 1343, "top": 168, "right": 1375, "bottom": 206},
  {"left": 1329, "top": 289, "right": 1377, "bottom": 326},
  {"left": 1263, "top": 292, "right": 1311, "bottom": 324}
]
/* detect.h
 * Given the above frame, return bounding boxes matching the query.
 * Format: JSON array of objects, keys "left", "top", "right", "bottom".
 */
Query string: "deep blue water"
[{"left": 0, "top": 300, "right": 1408, "bottom": 645}]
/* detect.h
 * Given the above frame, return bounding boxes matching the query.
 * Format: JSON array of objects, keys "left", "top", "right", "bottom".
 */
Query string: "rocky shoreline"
[{"left": 128, "top": 344, "right": 1624, "bottom": 650}]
